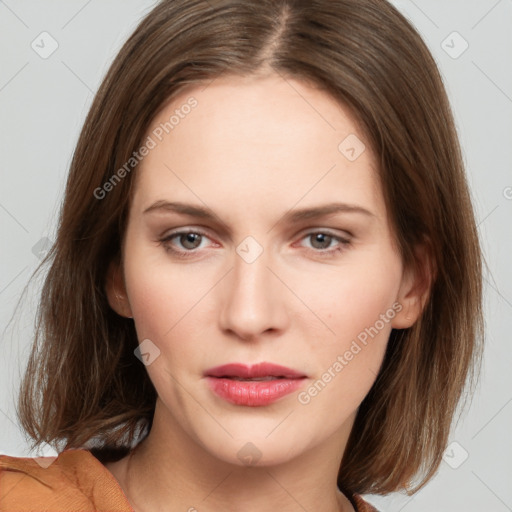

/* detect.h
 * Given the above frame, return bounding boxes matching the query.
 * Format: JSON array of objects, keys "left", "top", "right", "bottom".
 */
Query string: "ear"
[
  {"left": 105, "top": 258, "right": 133, "bottom": 319},
  {"left": 391, "top": 241, "right": 435, "bottom": 329}
]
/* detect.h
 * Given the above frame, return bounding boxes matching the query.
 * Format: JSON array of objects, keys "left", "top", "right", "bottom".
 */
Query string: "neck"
[{"left": 115, "top": 400, "right": 356, "bottom": 512}]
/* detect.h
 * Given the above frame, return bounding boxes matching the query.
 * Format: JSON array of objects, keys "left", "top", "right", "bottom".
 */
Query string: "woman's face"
[{"left": 110, "top": 73, "right": 419, "bottom": 467}]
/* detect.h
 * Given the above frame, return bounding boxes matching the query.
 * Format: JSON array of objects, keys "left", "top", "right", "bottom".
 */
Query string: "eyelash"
[{"left": 158, "top": 228, "right": 352, "bottom": 259}]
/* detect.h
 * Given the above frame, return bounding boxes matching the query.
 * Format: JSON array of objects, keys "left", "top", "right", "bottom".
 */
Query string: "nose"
[{"left": 218, "top": 244, "right": 289, "bottom": 342}]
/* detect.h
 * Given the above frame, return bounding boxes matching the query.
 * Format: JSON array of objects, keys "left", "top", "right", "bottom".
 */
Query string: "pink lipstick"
[{"left": 204, "top": 362, "right": 307, "bottom": 407}]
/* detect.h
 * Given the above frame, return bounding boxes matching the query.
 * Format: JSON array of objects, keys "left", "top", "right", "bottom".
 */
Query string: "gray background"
[{"left": 0, "top": 1, "right": 511, "bottom": 511}]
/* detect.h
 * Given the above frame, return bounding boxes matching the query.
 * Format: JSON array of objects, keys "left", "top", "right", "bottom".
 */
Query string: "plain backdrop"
[{"left": 0, "top": 1, "right": 511, "bottom": 511}]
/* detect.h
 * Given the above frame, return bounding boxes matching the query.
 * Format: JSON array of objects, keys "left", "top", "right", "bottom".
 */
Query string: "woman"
[{"left": 0, "top": 0, "right": 483, "bottom": 511}]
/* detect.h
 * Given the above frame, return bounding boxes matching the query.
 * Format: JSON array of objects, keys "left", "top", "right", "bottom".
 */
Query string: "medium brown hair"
[{"left": 16, "top": 0, "right": 483, "bottom": 496}]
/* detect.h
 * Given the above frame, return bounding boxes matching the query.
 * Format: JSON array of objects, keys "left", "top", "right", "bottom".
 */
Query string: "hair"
[{"left": 15, "top": 0, "right": 483, "bottom": 497}]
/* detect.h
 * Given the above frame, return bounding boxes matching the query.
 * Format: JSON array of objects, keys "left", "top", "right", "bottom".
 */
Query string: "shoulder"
[
  {"left": 0, "top": 449, "right": 133, "bottom": 511},
  {"left": 351, "top": 492, "right": 380, "bottom": 512}
]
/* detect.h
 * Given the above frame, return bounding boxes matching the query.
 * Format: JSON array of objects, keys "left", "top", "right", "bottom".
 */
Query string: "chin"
[{"left": 197, "top": 430, "right": 307, "bottom": 468}]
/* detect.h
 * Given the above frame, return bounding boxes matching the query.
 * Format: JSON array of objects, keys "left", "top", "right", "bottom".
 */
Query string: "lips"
[
  {"left": 204, "top": 362, "right": 307, "bottom": 406},
  {"left": 204, "top": 362, "right": 307, "bottom": 380}
]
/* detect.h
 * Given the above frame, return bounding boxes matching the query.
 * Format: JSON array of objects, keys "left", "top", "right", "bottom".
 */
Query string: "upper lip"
[{"left": 204, "top": 362, "right": 307, "bottom": 379}]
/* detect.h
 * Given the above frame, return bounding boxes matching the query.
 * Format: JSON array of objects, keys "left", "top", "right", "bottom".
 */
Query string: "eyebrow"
[
  {"left": 143, "top": 200, "right": 375, "bottom": 225},
  {"left": 143, "top": 200, "right": 377, "bottom": 235}
]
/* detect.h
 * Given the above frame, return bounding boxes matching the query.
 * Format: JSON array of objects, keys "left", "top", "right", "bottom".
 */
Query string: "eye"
[
  {"left": 297, "top": 230, "right": 352, "bottom": 257},
  {"left": 158, "top": 228, "right": 352, "bottom": 259},
  {"left": 159, "top": 229, "right": 214, "bottom": 258}
]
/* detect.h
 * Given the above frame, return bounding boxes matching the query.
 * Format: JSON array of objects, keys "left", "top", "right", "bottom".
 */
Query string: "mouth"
[{"left": 204, "top": 362, "right": 307, "bottom": 407}]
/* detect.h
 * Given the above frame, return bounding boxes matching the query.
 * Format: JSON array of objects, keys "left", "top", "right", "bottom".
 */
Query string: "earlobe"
[
  {"left": 105, "top": 259, "right": 133, "bottom": 319},
  {"left": 391, "top": 294, "right": 424, "bottom": 329},
  {"left": 391, "top": 242, "right": 434, "bottom": 329}
]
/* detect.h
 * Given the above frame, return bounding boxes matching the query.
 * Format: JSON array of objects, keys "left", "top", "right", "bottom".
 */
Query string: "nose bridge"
[{"left": 233, "top": 238, "right": 270, "bottom": 294}]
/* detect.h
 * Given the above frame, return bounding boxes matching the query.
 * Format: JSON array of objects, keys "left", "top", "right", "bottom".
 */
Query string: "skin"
[{"left": 105, "top": 72, "right": 427, "bottom": 512}]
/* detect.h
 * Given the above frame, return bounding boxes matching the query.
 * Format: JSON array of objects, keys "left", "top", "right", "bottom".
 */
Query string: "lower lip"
[{"left": 205, "top": 376, "right": 306, "bottom": 407}]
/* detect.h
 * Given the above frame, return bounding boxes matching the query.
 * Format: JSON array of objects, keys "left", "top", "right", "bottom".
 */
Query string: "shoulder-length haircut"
[{"left": 17, "top": 0, "right": 483, "bottom": 496}]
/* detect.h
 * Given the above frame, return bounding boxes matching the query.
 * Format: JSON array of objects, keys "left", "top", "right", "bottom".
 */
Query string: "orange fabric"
[
  {"left": 351, "top": 493, "right": 379, "bottom": 512},
  {"left": 0, "top": 449, "right": 378, "bottom": 511},
  {"left": 0, "top": 449, "right": 133, "bottom": 511}
]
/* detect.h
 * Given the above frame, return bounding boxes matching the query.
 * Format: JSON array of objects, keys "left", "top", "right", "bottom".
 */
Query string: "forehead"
[{"left": 132, "top": 73, "right": 384, "bottom": 221}]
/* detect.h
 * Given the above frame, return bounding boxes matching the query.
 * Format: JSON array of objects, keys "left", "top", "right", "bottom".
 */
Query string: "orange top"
[{"left": 0, "top": 449, "right": 378, "bottom": 511}]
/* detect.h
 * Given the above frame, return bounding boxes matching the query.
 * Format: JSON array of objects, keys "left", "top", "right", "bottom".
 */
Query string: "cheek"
[
  {"left": 295, "top": 252, "right": 402, "bottom": 404},
  {"left": 293, "top": 249, "right": 402, "bottom": 345},
  {"left": 122, "top": 263, "right": 211, "bottom": 413},
  {"left": 121, "top": 242, "right": 230, "bottom": 427},
  {"left": 122, "top": 242, "right": 220, "bottom": 364},
  {"left": 334, "top": 272, "right": 399, "bottom": 343}
]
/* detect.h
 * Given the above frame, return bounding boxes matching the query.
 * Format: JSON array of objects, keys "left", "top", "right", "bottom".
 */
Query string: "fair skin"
[{"left": 105, "top": 72, "right": 426, "bottom": 512}]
